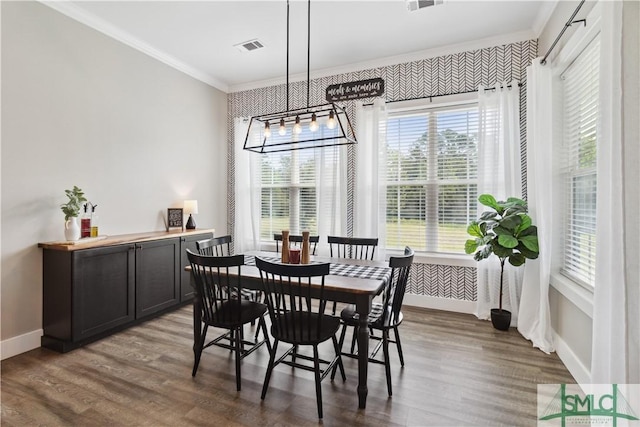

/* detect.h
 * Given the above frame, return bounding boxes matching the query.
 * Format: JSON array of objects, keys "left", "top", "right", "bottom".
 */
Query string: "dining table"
[{"left": 188, "top": 250, "right": 391, "bottom": 410}]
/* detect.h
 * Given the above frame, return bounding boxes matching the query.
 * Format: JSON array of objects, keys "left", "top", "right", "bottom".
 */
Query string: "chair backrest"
[
  {"left": 196, "top": 235, "right": 232, "bottom": 256},
  {"left": 274, "top": 233, "right": 319, "bottom": 255},
  {"left": 327, "top": 236, "right": 379, "bottom": 260},
  {"left": 378, "top": 247, "right": 414, "bottom": 325},
  {"left": 255, "top": 257, "right": 331, "bottom": 342},
  {"left": 187, "top": 249, "right": 245, "bottom": 325}
]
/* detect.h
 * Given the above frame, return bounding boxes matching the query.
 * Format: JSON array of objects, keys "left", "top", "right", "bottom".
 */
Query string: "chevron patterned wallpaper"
[{"left": 228, "top": 39, "right": 537, "bottom": 302}]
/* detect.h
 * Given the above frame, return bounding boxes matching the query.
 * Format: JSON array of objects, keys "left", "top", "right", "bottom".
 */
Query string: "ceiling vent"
[
  {"left": 406, "top": 0, "right": 444, "bottom": 12},
  {"left": 234, "top": 39, "right": 265, "bottom": 53}
]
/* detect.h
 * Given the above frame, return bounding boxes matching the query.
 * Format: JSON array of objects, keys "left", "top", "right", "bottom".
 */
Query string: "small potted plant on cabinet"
[
  {"left": 464, "top": 194, "right": 539, "bottom": 330},
  {"left": 61, "top": 185, "right": 87, "bottom": 241}
]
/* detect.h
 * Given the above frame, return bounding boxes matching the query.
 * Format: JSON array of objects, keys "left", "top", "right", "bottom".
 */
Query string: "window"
[
  {"left": 560, "top": 35, "right": 600, "bottom": 288},
  {"left": 258, "top": 127, "right": 342, "bottom": 240},
  {"left": 384, "top": 102, "right": 478, "bottom": 253}
]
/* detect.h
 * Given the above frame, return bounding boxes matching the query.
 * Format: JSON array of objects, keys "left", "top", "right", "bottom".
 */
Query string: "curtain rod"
[
  {"left": 540, "top": 0, "right": 586, "bottom": 65},
  {"left": 362, "top": 82, "right": 522, "bottom": 107}
]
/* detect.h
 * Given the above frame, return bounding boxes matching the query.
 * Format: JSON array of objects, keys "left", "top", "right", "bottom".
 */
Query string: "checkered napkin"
[{"left": 245, "top": 255, "right": 391, "bottom": 283}]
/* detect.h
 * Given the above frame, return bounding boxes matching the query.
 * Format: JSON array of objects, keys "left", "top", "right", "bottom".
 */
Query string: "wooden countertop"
[{"left": 38, "top": 229, "right": 215, "bottom": 251}]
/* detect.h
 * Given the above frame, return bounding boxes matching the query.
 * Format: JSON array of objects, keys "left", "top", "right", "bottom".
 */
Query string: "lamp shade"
[{"left": 183, "top": 200, "right": 199, "bottom": 215}]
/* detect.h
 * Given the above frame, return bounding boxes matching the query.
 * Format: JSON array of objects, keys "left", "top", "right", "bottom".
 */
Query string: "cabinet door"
[
  {"left": 72, "top": 245, "right": 135, "bottom": 341},
  {"left": 179, "top": 232, "right": 214, "bottom": 302},
  {"left": 135, "top": 238, "right": 180, "bottom": 318}
]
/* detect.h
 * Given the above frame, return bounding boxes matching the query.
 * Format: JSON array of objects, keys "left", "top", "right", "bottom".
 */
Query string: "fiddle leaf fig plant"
[
  {"left": 465, "top": 194, "right": 539, "bottom": 311},
  {"left": 60, "top": 186, "right": 87, "bottom": 221}
]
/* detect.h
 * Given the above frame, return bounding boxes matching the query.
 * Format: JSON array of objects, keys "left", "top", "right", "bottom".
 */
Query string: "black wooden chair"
[
  {"left": 327, "top": 235, "right": 379, "bottom": 313},
  {"left": 274, "top": 233, "right": 320, "bottom": 255},
  {"left": 187, "top": 250, "right": 271, "bottom": 391},
  {"left": 332, "top": 247, "right": 414, "bottom": 397},
  {"left": 196, "top": 236, "right": 261, "bottom": 303},
  {"left": 327, "top": 236, "right": 379, "bottom": 260},
  {"left": 255, "top": 257, "right": 346, "bottom": 419}
]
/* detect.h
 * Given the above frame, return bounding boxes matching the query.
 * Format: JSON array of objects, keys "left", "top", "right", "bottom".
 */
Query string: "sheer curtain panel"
[
  {"left": 518, "top": 59, "right": 554, "bottom": 353},
  {"left": 354, "top": 99, "right": 387, "bottom": 260},
  {"left": 234, "top": 117, "right": 262, "bottom": 253},
  {"left": 475, "top": 81, "right": 522, "bottom": 325}
]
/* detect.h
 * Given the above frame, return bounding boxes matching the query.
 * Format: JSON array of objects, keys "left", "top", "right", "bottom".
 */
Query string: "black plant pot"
[{"left": 490, "top": 309, "right": 511, "bottom": 331}]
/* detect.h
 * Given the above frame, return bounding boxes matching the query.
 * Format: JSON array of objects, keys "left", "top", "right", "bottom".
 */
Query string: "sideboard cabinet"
[{"left": 39, "top": 229, "right": 213, "bottom": 352}]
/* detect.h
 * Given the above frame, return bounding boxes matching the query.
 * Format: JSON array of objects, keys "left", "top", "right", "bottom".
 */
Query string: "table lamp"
[{"left": 184, "top": 200, "right": 198, "bottom": 229}]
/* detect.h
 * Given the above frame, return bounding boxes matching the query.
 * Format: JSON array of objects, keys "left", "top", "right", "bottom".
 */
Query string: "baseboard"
[
  {"left": 1, "top": 329, "right": 42, "bottom": 360},
  {"left": 552, "top": 328, "right": 591, "bottom": 384},
  {"left": 403, "top": 294, "right": 476, "bottom": 314}
]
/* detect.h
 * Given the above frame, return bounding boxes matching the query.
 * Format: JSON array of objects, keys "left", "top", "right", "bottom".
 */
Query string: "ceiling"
[{"left": 46, "top": 1, "right": 555, "bottom": 93}]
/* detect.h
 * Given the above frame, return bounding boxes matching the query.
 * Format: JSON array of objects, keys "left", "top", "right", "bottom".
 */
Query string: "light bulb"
[
  {"left": 293, "top": 116, "right": 302, "bottom": 134},
  {"left": 309, "top": 113, "right": 319, "bottom": 132},
  {"left": 326, "top": 110, "right": 337, "bottom": 129},
  {"left": 264, "top": 121, "right": 271, "bottom": 138},
  {"left": 278, "top": 118, "right": 286, "bottom": 136}
]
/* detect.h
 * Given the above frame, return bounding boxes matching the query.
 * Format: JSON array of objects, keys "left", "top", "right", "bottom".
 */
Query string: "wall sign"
[{"left": 325, "top": 78, "right": 385, "bottom": 102}]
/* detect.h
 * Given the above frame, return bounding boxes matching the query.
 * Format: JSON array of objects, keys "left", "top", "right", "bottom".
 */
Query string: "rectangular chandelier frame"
[{"left": 243, "top": 103, "right": 356, "bottom": 154}]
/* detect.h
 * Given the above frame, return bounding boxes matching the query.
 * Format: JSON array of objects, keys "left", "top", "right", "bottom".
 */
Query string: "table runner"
[{"left": 244, "top": 255, "right": 391, "bottom": 283}]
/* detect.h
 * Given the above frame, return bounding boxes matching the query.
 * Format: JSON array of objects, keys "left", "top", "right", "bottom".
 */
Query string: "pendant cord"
[
  {"left": 286, "top": 0, "right": 290, "bottom": 111},
  {"left": 306, "top": 0, "right": 310, "bottom": 108}
]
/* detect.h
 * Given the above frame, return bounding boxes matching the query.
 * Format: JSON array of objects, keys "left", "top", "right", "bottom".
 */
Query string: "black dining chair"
[
  {"left": 255, "top": 257, "right": 346, "bottom": 419},
  {"left": 274, "top": 233, "right": 320, "bottom": 255},
  {"left": 187, "top": 250, "right": 271, "bottom": 391},
  {"left": 327, "top": 235, "right": 379, "bottom": 314},
  {"left": 332, "top": 246, "right": 414, "bottom": 397},
  {"left": 196, "top": 236, "right": 261, "bottom": 303}
]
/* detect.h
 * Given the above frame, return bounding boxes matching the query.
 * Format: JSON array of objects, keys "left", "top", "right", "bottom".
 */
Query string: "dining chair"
[
  {"left": 255, "top": 257, "right": 346, "bottom": 419},
  {"left": 274, "top": 233, "right": 320, "bottom": 255},
  {"left": 187, "top": 250, "right": 271, "bottom": 391},
  {"left": 332, "top": 246, "right": 414, "bottom": 397},
  {"left": 327, "top": 235, "right": 379, "bottom": 314},
  {"left": 196, "top": 236, "right": 261, "bottom": 303},
  {"left": 327, "top": 236, "right": 379, "bottom": 260}
]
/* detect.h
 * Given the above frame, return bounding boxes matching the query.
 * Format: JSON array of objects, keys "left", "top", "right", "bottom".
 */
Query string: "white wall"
[{"left": 1, "top": 1, "right": 228, "bottom": 357}]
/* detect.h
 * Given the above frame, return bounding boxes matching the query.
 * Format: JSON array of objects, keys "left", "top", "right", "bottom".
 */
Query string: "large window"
[
  {"left": 384, "top": 103, "right": 478, "bottom": 254},
  {"left": 560, "top": 35, "right": 600, "bottom": 288}
]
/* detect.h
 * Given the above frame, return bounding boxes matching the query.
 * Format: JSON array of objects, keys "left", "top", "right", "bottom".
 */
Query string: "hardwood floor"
[{"left": 1, "top": 305, "right": 575, "bottom": 426}]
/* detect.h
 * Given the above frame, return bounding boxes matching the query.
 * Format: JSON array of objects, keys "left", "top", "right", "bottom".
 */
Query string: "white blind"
[
  {"left": 561, "top": 35, "right": 600, "bottom": 287},
  {"left": 259, "top": 129, "right": 339, "bottom": 239},
  {"left": 385, "top": 103, "right": 478, "bottom": 253}
]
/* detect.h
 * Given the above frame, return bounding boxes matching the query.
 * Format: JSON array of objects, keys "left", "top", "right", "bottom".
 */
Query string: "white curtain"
[
  {"left": 475, "top": 81, "right": 522, "bottom": 325},
  {"left": 315, "top": 145, "right": 348, "bottom": 256},
  {"left": 354, "top": 98, "right": 387, "bottom": 260},
  {"left": 518, "top": 59, "right": 554, "bottom": 353},
  {"left": 233, "top": 117, "right": 261, "bottom": 253},
  {"left": 591, "top": 1, "right": 627, "bottom": 384}
]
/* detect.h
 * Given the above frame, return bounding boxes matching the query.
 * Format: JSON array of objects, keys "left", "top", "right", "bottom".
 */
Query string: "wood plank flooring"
[{"left": 1, "top": 305, "right": 575, "bottom": 426}]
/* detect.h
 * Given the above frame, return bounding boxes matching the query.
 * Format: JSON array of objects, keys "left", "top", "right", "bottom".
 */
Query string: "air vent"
[
  {"left": 406, "top": 0, "right": 444, "bottom": 11},
  {"left": 234, "top": 39, "right": 265, "bottom": 53}
]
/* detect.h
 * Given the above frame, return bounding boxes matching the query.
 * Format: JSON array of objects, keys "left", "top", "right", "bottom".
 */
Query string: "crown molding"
[
  {"left": 229, "top": 29, "right": 537, "bottom": 93},
  {"left": 40, "top": 1, "right": 229, "bottom": 93},
  {"left": 532, "top": 0, "right": 559, "bottom": 39}
]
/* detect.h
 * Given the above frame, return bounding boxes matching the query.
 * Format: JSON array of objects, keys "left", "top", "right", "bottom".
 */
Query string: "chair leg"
[
  {"left": 382, "top": 329, "right": 392, "bottom": 397},
  {"left": 235, "top": 326, "right": 242, "bottom": 391},
  {"left": 331, "top": 301, "right": 337, "bottom": 315},
  {"left": 261, "top": 339, "right": 279, "bottom": 400},
  {"left": 331, "top": 324, "right": 347, "bottom": 380},
  {"left": 350, "top": 325, "right": 358, "bottom": 355},
  {"left": 393, "top": 326, "right": 405, "bottom": 367},
  {"left": 313, "top": 344, "right": 323, "bottom": 419},
  {"left": 192, "top": 324, "right": 208, "bottom": 377},
  {"left": 331, "top": 334, "right": 346, "bottom": 381},
  {"left": 260, "top": 317, "right": 272, "bottom": 354}
]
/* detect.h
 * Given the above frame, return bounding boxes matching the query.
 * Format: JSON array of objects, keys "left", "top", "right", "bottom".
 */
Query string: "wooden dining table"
[{"left": 188, "top": 250, "right": 391, "bottom": 410}]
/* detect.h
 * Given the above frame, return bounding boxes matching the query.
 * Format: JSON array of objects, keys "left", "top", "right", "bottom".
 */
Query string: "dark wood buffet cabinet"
[{"left": 38, "top": 229, "right": 214, "bottom": 352}]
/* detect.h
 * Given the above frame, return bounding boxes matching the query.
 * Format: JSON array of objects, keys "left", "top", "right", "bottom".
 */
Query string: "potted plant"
[
  {"left": 60, "top": 186, "right": 87, "bottom": 241},
  {"left": 464, "top": 194, "right": 539, "bottom": 330}
]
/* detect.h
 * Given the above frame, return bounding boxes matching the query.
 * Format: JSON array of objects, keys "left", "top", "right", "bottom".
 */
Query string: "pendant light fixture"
[{"left": 243, "top": 0, "right": 357, "bottom": 154}]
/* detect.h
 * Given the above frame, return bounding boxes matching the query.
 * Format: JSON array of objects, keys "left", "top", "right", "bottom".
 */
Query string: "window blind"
[
  {"left": 561, "top": 35, "right": 599, "bottom": 287},
  {"left": 385, "top": 103, "right": 478, "bottom": 253}
]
